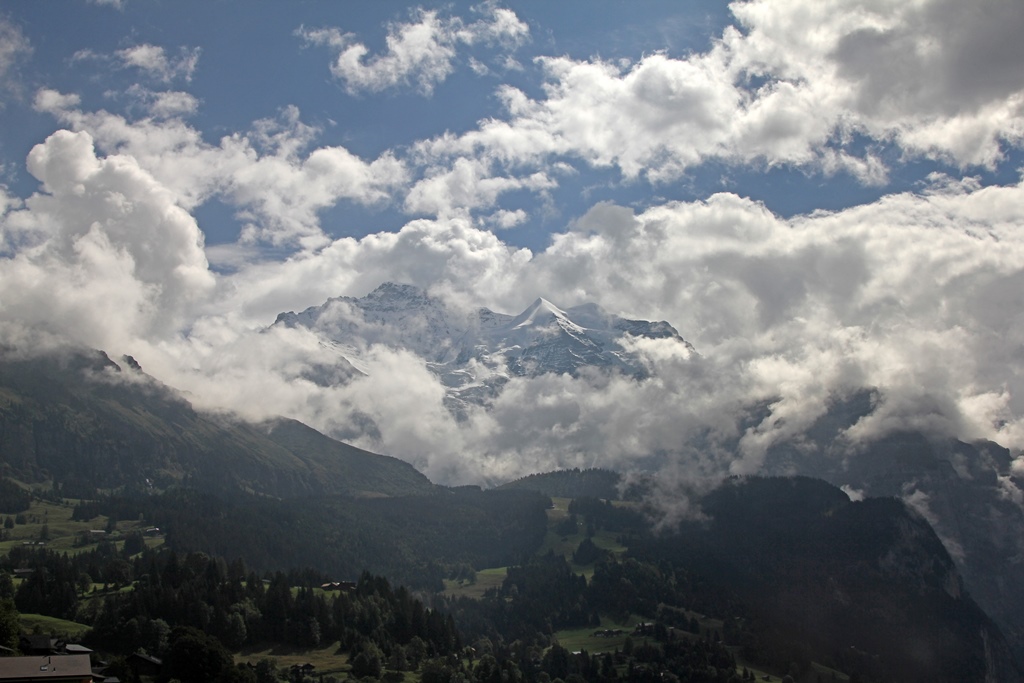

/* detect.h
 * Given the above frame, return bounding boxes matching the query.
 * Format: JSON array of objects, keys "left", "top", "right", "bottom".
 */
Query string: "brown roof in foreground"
[{"left": 0, "top": 655, "right": 93, "bottom": 681}]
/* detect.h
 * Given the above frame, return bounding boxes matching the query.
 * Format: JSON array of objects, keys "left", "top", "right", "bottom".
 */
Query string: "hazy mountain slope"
[
  {"left": 757, "top": 396, "right": 1024, "bottom": 663},
  {"left": 634, "top": 477, "right": 1022, "bottom": 683},
  {"left": 259, "top": 418, "right": 435, "bottom": 497},
  {"left": 832, "top": 434, "right": 1024, "bottom": 665},
  {"left": 0, "top": 348, "right": 433, "bottom": 499}
]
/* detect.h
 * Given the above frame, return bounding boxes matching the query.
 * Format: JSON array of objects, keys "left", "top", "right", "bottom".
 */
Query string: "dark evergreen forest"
[{"left": 0, "top": 476, "right": 1018, "bottom": 683}]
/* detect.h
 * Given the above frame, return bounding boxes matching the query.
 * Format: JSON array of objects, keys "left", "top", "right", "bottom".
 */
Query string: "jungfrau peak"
[{"left": 274, "top": 282, "right": 695, "bottom": 414}]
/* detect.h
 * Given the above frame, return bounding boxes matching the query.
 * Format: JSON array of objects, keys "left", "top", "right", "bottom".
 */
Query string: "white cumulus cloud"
[
  {"left": 297, "top": 5, "right": 528, "bottom": 95},
  {"left": 0, "top": 129, "right": 214, "bottom": 348},
  {"left": 413, "top": 0, "right": 1024, "bottom": 189},
  {"left": 76, "top": 175, "right": 1018, "bottom": 486},
  {"left": 33, "top": 95, "right": 408, "bottom": 248}
]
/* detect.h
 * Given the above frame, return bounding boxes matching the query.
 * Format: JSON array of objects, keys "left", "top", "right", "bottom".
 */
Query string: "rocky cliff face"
[
  {"left": 650, "top": 477, "right": 1024, "bottom": 683},
  {"left": 763, "top": 411, "right": 1024, "bottom": 666}
]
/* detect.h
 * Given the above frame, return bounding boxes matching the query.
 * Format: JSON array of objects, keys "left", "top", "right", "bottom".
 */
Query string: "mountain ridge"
[
  {"left": 274, "top": 282, "right": 696, "bottom": 414},
  {"left": 0, "top": 346, "right": 434, "bottom": 499}
]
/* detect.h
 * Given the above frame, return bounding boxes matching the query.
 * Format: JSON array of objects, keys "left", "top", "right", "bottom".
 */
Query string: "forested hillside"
[
  {"left": 69, "top": 486, "right": 550, "bottom": 591},
  {"left": 0, "top": 349, "right": 433, "bottom": 499},
  {"left": 2, "top": 475, "right": 1016, "bottom": 682},
  {"left": 498, "top": 469, "right": 629, "bottom": 500}
]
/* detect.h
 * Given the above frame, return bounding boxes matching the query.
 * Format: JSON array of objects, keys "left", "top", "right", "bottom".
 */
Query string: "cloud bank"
[
  {"left": 5, "top": 125, "right": 1023, "bottom": 485},
  {"left": 2, "top": 0, "right": 1024, "bottom": 488}
]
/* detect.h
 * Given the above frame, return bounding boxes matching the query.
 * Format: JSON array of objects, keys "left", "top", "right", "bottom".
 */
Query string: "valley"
[
  {"left": 0, "top": 347, "right": 1021, "bottom": 682},
  {"left": 0, "top": 469, "right": 1016, "bottom": 682}
]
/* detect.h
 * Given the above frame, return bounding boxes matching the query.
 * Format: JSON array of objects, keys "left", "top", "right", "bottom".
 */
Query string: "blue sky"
[
  {"left": 8, "top": 0, "right": 1015, "bottom": 253},
  {"left": 4, "top": 2, "right": 739, "bottom": 252},
  {"left": 2, "top": 0, "right": 1024, "bottom": 484}
]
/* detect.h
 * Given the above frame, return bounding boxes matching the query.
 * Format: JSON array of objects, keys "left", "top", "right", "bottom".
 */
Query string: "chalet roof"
[
  {"left": 0, "top": 655, "right": 93, "bottom": 681},
  {"left": 19, "top": 636, "right": 63, "bottom": 653}
]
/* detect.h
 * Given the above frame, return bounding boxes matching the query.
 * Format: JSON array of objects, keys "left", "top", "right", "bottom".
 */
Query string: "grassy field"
[
  {"left": 17, "top": 613, "right": 91, "bottom": 638},
  {"left": 0, "top": 497, "right": 164, "bottom": 557},
  {"left": 553, "top": 615, "right": 645, "bottom": 653},
  {"left": 539, "top": 497, "right": 580, "bottom": 557},
  {"left": 237, "top": 643, "right": 420, "bottom": 683},
  {"left": 538, "top": 497, "right": 629, "bottom": 579},
  {"left": 235, "top": 640, "right": 350, "bottom": 674},
  {"left": 445, "top": 496, "right": 633, "bottom": 600},
  {"left": 0, "top": 499, "right": 98, "bottom": 554},
  {"left": 555, "top": 612, "right": 722, "bottom": 655},
  {"left": 444, "top": 566, "right": 508, "bottom": 600},
  {"left": 556, "top": 615, "right": 849, "bottom": 683},
  {"left": 731, "top": 659, "right": 850, "bottom": 683},
  {"left": 587, "top": 532, "right": 627, "bottom": 556}
]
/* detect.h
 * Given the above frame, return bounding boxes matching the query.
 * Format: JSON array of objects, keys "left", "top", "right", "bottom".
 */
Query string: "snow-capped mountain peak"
[
  {"left": 508, "top": 297, "right": 583, "bottom": 337},
  {"left": 274, "top": 283, "right": 695, "bottom": 414}
]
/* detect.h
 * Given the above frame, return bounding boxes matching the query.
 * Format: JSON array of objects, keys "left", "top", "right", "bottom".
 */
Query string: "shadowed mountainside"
[
  {"left": 497, "top": 467, "right": 627, "bottom": 500},
  {"left": 0, "top": 347, "right": 433, "bottom": 499},
  {"left": 632, "top": 477, "right": 1023, "bottom": 683}
]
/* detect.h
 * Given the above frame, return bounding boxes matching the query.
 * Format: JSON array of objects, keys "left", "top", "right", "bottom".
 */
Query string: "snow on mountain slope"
[{"left": 273, "top": 282, "right": 696, "bottom": 414}]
